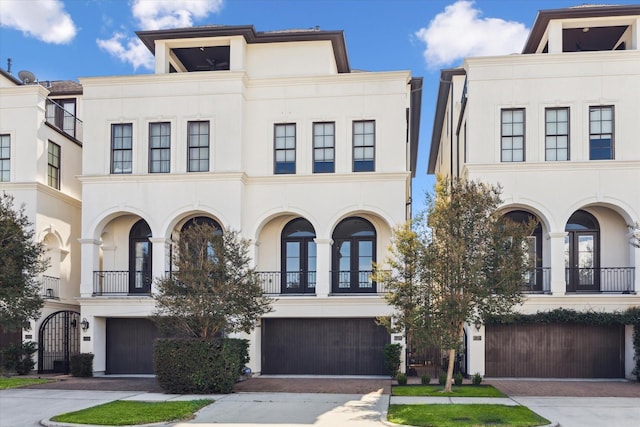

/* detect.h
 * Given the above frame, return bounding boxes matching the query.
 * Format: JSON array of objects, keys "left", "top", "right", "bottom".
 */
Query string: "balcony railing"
[
  {"left": 565, "top": 267, "right": 635, "bottom": 293},
  {"left": 520, "top": 267, "right": 551, "bottom": 294},
  {"left": 93, "top": 271, "right": 151, "bottom": 295},
  {"left": 45, "top": 99, "right": 82, "bottom": 142},
  {"left": 256, "top": 271, "right": 316, "bottom": 295},
  {"left": 331, "top": 270, "right": 388, "bottom": 294},
  {"left": 41, "top": 275, "right": 60, "bottom": 299}
]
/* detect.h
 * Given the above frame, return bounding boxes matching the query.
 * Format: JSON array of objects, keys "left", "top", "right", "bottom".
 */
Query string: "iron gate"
[{"left": 38, "top": 310, "right": 80, "bottom": 374}]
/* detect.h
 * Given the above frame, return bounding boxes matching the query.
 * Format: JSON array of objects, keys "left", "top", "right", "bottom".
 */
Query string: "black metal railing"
[
  {"left": 565, "top": 267, "right": 635, "bottom": 293},
  {"left": 41, "top": 275, "right": 60, "bottom": 299},
  {"left": 93, "top": 271, "right": 151, "bottom": 295},
  {"left": 331, "top": 270, "right": 387, "bottom": 294},
  {"left": 45, "top": 99, "right": 82, "bottom": 142},
  {"left": 255, "top": 271, "right": 316, "bottom": 295},
  {"left": 520, "top": 267, "right": 551, "bottom": 294}
]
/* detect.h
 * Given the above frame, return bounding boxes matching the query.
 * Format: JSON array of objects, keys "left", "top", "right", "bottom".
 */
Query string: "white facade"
[
  {"left": 75, "top": 26, "right": 422, "bottom": 375},
  {"left": 429, "top": 5, "right": 640, "bottom": 379}
]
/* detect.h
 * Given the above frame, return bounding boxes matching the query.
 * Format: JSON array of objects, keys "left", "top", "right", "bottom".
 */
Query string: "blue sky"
[{"left": 2, "top": 0, "right": 637, "bottom": 214}]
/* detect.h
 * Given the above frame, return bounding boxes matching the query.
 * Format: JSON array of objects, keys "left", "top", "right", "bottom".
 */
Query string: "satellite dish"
[{"left": 18, "top": 70, "right": 37, "bottom": 84}]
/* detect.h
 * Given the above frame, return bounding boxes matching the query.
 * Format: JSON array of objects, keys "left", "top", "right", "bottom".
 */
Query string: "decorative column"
[
  {"left": 149, "top": 237, "right": 168, "bottom": 294},
  {"left": 79, "top": 238, "right": 101, "bottom": 297},
  {"left": 629, "top": 229, "right": 640, "bottom": 294},
  {"left": 547, "top": 232, "right": 568, "bottom": 295},
  {"left": 314, "top": 238, "right": 333, "bottom": 297}
]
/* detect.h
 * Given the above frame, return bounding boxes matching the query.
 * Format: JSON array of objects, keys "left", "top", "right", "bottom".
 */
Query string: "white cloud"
[
  {"left": 0, "top": 0, "right": 76, "bottom": 44},
  {"left": 97, "top": 0, "right": 224, "bottom": 71},
  {"left": 415, "top": 0, "right": 529, "bottom": 69}
]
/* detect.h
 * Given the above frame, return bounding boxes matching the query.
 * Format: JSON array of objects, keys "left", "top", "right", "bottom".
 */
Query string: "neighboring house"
[
  {"left": 0, "top": 68, "right": 83, "bottom": 373},
  {"left": 429, "top": 4, "right": 640, "bottom": 379},
  {"left": 77, "top": 26, "right": 422, "bottom": 375}
]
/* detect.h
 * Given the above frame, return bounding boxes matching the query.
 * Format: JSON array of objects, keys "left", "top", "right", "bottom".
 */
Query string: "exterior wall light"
[
  {"left": 80, "top": 318, "right": 90, "bottom": 331},
  {"left": 474, "top": 320, "right": 482, "bottom": 332}
]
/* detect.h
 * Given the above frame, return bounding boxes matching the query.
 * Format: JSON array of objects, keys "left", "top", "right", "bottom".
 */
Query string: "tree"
[
  {"left": 0, "top": 192, "right": 47, "bottom": 332},
  {"left": 152, "top": 222, "right": 272, "bottom": 338},
  {"left": 377, "top": 176, "right": 533, "bottom": 392}
]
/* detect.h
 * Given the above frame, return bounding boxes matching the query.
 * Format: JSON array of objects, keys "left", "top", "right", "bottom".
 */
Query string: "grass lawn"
[
  {"left": 392, "top": 384, "right": 506, "bottom": 397},
  {"left": 51, "top": 400, "right": 213, "bottom": 426},
  {"left": 388, "top": 404, "right": 550, "bottom": 427},
  {"left": 0, "top": 377, "right": 54, "bottom": 389}
]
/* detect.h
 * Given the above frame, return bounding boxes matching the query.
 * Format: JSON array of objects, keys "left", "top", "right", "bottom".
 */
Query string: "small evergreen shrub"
[
  {"left": 1, "top": 342, "right": 37, "bottom": 375},
  {"left": 438, "top": 373, "right": 447, "bottom": 386},
  {"left": 70, "top": 353, "right": 94, "bottom": 377},
  {"left": 396, "top": 372, "right": 408, "bottom": 385},
  {"left": 472, "top": 372, "right": 483, "bottom": 386},
  {"left": 420, "top": 374, "right": 431, "bottom": 385},
  {"left": 454, "top": 372, "right": 463, "bottom": 386},
  {"left": 384, "top": 343, "right": 402, "bottom": 377}
]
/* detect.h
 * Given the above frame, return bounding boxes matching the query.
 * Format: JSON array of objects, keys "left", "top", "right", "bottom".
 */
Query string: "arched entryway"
[
  {"left": 503, "top": 210, "right": 544, "bottom": 292},
  {"left": 281, "top": 218, "right": 316, "bottom": 294},
  {"left": 129, "top": 219, "right": 152, "bottom": 294},
  {"left": 37, "top": 310, "right": 80, "bottom": 374},
  {"left": 331, "top": 217, "right": 376, "bottom": 293},
  {"left": 565, "top": 210, "right": 600, "bottom": 292}
]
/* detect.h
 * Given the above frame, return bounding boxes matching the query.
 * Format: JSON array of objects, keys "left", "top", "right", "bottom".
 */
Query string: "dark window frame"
[
  {"left": 111, "top": 123, "right": 133, "bottom": 174},
  {"left": 281, "top": 218, "right": 317, "bottom": 294},
  {"left": 128, "top": 219, "right": 152, "bottom": 294},
  {"left": 47, "top": 141, "right": 61, "bottom": 190},
  {"left": 187, "top": 121, "right": 210, "bottom": 172},
  {"left": 501, "top": 108, "right": 525, "bottom": 162},
  {"left": 46, "top": 98, "right": 77, "bottom": 138},
  {"left": 313, "top": 122, "right": 335, "bottom": 173},
  {"left": 589, "top": 105, "right": 614, "bottom": 160},
  {"left": 352, "top": 120, "right": 375, "bottom": 172},
  {"left": 545, "top": 107, "right": 570, "bottom": 161},
  {"left": 274, "top": 123, "right": 296, "bottom": 174},
  {"left": 331, "top": 217, "right": 377, "bottom": 293},
  {"left": 0, "top": 134, "right": 9, "bottom": 182},
  {"left": 149, "top": 122, "right": 171, "bottom": 173}
]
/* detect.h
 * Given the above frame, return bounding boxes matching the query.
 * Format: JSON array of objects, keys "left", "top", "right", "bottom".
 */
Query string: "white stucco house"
[
  {"left": 0, "top": 69, "right": 83, "bottom": 373},
  {"left": 73, "top": 25, "right": 422, "bottom": 375},
  {"left": 429, "top": 4, "right": 640, "bottom": 379}
]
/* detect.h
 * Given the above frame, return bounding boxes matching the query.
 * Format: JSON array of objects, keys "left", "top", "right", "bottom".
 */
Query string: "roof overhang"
[{"left": 409, "top": 77, "right": 423, "bottom": 177}]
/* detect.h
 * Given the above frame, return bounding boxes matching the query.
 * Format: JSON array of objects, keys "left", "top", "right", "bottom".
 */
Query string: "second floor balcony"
[
  {"left": 41, "top": 275, "right": 60, "bottom": 299},
  {"left": 45, "top": 99, "right": 82, "bottom": 142}
]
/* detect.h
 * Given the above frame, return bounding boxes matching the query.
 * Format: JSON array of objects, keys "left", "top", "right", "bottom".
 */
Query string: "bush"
[
  {"left": 472, "top": 372, "right": 483, "bottom": 386},
  {"left": 438, "top": 373, "right": 447, "bottom": 386},
  {"left": 454, "top": 372, "right": 463, "bottom": 386},
  {"left": 384, "top": 343, "right": 402, "bottom": 377},
  {"left": 70, "top": 353, "right": 94, "bottom": 377},
  {"left": 420, "top": 374, "right": 431, "bottom": 385},
  {"left": 154, "top": 338, "right": 249, "bottom": 394},
  {"left": 396, "top": 372, "right": 408, "bottom": 385},
  {"left": 1, "top": 342, "right": 36, "bottom": 375}
]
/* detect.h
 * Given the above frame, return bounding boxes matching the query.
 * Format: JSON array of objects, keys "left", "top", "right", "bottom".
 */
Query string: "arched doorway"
[
  {"left": 281, "top": 218, "right": 316, "bottom": 294},
  {"left": 129, "top": 219, "right": 152, "bottom": 294},
  {"left": 565, "top": 210, "right": 599, "bottom": 292},
  {"left": 38, "top": 310, "right": 80, "bottom": 374},
  {"left": 331, "top": 217, "right": 376, "bottom": 293},
  {"left": 503, "top": 210, "right": 544, "bottom": 292}
]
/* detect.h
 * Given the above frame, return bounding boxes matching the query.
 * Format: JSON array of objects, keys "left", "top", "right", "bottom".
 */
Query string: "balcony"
[
  {"left": 45, "top": 99, "right": 83, "bottom": 142},
  {"left": 520, "top": 267, "right": 551, "bottom": 294},
  {"left": 256, "top": 271, "right": 317, "bottom": 295},
  {"left": 40, "top": 275, "right": 60, "bottom": 299},
  {"left": 565, "top": 267, "right": 635, "bottom": 293},
  {"left": 331, "top": 270, "right": 388, "bottom": 294},
  {"left": 93, "top": 271, "right": 152, "bottom": 296}
]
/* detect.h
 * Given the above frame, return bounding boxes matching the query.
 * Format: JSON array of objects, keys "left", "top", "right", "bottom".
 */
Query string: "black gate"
[{"left": 38, "top": 311, "right": 80, "bottom": 374}]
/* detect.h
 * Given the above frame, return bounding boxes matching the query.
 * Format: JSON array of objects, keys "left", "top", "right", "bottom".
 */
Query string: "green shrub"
[
  {"left": 396, "top": 372, "right": 408, "bottom": 385},
  {"left": 70, "top": 353, "right": 94, "bottom": 377},
  {"left": 384, "top": 343, "right": 402, "bottom": 377},
  {"left": 472, "top": 372, "right": 483, "bottom": 386},
  {"left": 454, "top": 372, "right": 463, "bottom": 386},
  {"left": 154, "top": 338, "right": 249, "bottom": 394},
  {"left": 420, "top": 374, "right": 431, "bottom": 385},
  {"left": 1, "top": 342, "right": 36, "bottom": 375},
  {"left": 438, "top": 373, "right": 447, "bottom": 386}
]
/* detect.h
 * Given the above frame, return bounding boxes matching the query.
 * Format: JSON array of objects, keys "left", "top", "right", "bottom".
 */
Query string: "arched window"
[
  {"left": 129, "top": 219, "right": 152, "bottom": 293},
  {"left": 565, "top": 210, "right": 600, "bottom": 292},
  {"left": 178, "top": 216, "right": 223, "bottom": 264},
  {"left": 503, "top": 210, "right": 543, "bottom": 292},
  {"left": 281, "top": 218, "right": 316, "bottom": 294},
  {"left": 332, "top": 217, "right": 376, "bottom": 293}
]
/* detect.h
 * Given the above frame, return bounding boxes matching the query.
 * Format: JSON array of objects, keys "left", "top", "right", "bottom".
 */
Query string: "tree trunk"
[{"left": 443, "top": 322, "right": 466, "bottom": 393}]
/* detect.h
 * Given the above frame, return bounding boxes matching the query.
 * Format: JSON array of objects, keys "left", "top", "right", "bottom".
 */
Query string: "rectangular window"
[
  {"left": 274, "top": 123, "right": 296, "bottom": 174},
  {"left": 0, "top": 134, "right": 10, "bottom": 182},
  {"left": 46, "top": 99, "right": 76, "bottom": 138},
  {"left": 589, "top": 106, "right": 614, "bottom": 160},
  {"left": 353, "top": 120, "right": 375, "bottom": 172},
  {"left": 149, "top": 122, "right": 171, "bottom": 173},
  {"left": 187, "top": 121, "right": 210, "bottom": 172},
  {"left": 501, "top": 109, "right": 525, "bottom": 162},
  {"left": 545, "top": 107, "right": 569, "bottom": 161},
  {"left": 47, "top": 141, "right": 61, "bottom": 189},
  {"left": 313, "top": 122, "right": 335, "bottom": 173},
  {"left": 111, "top": 123, "right": 133, "bottom": 174}
]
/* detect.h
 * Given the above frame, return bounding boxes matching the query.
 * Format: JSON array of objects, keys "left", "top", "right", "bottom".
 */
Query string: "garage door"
[
  {"left": 485, "top": 324, "right": 624, "bottom": 378},
  {"left": 262, "top": 318, "right": 390, "bottom": 375},
  {"left": 106, "top": 318, "right": 159, "bottom": 374}
]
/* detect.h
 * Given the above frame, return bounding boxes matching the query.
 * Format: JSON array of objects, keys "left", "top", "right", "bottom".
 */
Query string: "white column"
[
  {"left": 467, "top": 323, "right": 485, "bottom": 376},
  {"left": 630, "top": 231, "right": 640, "bottom": 293},
  {"left": 154, "top": 41, "right": 170, "bottom": 74},
  {"left": 547, "top": 21, "right": 563, "bottom": 53},
  {"left": 149, "top": 237, "right": 168, "bottom": 294},
  {"left": 79, "top": 238, "right": 101, "bottom": 297},
  {"left": 632, "top": 18, "right": 639, "bottom": 50},
  {"left": 314, "top": 238, "right": 333, "bottom": 297},
  {"left": 548, "top": 232, "right": 567, "bottom": 295}
]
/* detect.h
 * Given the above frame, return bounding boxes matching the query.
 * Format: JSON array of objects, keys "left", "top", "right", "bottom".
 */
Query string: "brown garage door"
[
  {"left": 485, "top": 323, "right": 624, "bottom": 378},
  {"left": 262, "top": 318, "right": 390, "bottom": 375},
  {"left": 106, "top": 318, "right": 159, "bottom": 374}
]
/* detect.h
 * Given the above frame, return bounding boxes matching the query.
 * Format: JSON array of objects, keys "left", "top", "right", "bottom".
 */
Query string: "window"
[
  {"left": 0, "top": 134, "right": 9, "bottom": 182},
  {"left": 111, "top": 123, "right": 132, "bottom": 174},
  {"left": 281, "top": 218, "right": 316, "bottom": 293},
  {"left": 332, "top": 217, "right": 376, "bottom": 293},
  {"left": 545, "top": 107, "right": 569, "bottom": 161},
  {"left": 274, "top": 123, "right": 296, "bottom": 174},
  {"left": 501, "top": 109, "right": 525, "bottom": 162},
  {"left": 313, "top": 122, "right": 335, "bottom": 173},
  {"left": 589, "top": 106, "right": 614, "bottom": 160},
  {"left": 129, "top": 220, "right": 152, "bottom": 293},
  {"left": 353, "top": 120, "right": 375, "bottom": 172},
  {"left": 46, "top": 99, "right": 76, "bottom": 138},
  {"left": 149, "top": 122, "right": 171, "bottom": 173},
  {"left": 47, "top": 142, "right": 60, "bottom": 189},
  {"left": 187, "top": 121, "right": 210, "bottom": 172}
]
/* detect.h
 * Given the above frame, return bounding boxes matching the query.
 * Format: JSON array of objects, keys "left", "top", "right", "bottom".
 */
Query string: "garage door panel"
[
  {"left": 262, "top": 318, "right": 389, "bottom": 375},
  {"left": 106, "top": 318, "right": 158, "bottom": 374},
  {"left": 486, "top": 324, "right": 623, "bottom": 378}
]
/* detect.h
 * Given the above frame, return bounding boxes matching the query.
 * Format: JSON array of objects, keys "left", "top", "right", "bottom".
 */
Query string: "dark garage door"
[
  {"left": 485, "top": 323, "right": 624, "bottom": 378},
  {"left": 262, "top": 318, "right": 390, "bottom": 375},
  {"left": 106, "top": 318, "right": 159, "bottom": 374}
]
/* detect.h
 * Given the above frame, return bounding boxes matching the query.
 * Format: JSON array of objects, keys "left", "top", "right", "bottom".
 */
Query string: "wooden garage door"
[
  {"left": 262, "top": 318, "right": 390, "bottom": 375},
  {"left": 486, "top": 324, "right": 624, "bottom": 378},
  {"left": 106, "top": 318, "right": 159, "bottom": 374}
]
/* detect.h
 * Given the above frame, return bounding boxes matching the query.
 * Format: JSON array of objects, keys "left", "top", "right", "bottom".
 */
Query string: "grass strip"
[
  {"left": 388, "top": 403, "right": 550, "bottom": 427},
  {"left": 51, "top": 399, "right": 213, "bottom": 426},
  {"left": 0, "top": 377, "right": 53, "bottom": 389},
  {"left": 392, "top": 384, "right": 506, "bottom": 397}
]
